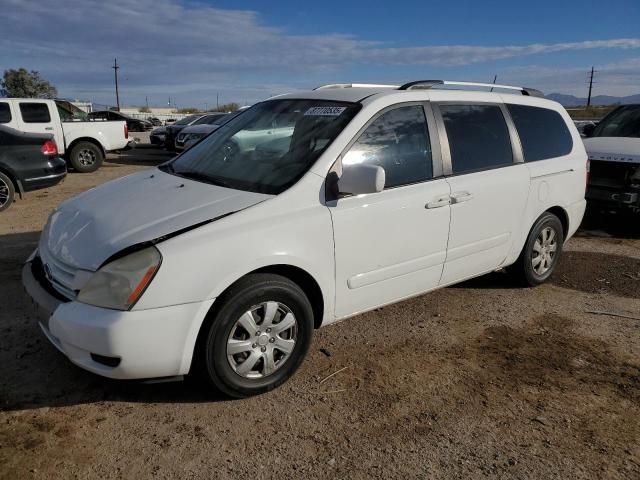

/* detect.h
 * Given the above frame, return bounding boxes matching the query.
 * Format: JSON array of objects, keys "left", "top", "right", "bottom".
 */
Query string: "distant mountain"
[{"left": 545, "top": 93, "right": 640, "bottom": 107}]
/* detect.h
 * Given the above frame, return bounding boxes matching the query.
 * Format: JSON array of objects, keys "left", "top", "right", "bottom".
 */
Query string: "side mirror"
[
  {"left": 582, "top": 123, "right": 596, "bottom": 138},
  {"left": 338, "top": 164, "right": 385, "bottom": 195}
]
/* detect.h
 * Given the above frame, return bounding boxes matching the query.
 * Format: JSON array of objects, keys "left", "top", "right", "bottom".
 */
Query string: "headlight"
[{"left": 77, "top": 246, "right": 161, "bottom": 310}]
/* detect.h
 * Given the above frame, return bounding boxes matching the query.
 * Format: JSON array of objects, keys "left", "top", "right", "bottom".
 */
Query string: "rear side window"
[
  {"left": 508, "top": 104, "right": 573, "bottom": 161},
  {"left": 440, "top": 104, "right": 513, "bottom": 174},
  {"left": 0, "top": 102, "right": 11, "bottom": 123},
  {"left": 19, "top": 103, "right": 51, "bottom": 123},
  {"left": 343, "top": 105, "right": 432, "bottom": 188}
]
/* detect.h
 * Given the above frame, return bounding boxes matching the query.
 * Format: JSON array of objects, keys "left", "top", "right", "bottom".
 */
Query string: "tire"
[
  {"left": 0, "top": 172, "right": 15, "bottom": 212},
  {"left": 69, "top": 141, "right": 103, "bottom": 173},
  {"left": 509, "top": 212, "right": 564, "bottom": 287},
  {"left": 195, "top": 273, "right": 314, "bottom": 398}
]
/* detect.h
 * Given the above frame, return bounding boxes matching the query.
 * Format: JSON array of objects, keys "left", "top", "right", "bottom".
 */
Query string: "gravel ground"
[{"left": 1, "top": 148, "right": 639, "bottom": 479}]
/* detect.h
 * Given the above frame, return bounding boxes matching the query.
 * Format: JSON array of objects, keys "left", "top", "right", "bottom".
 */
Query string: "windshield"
[
  {"left": 161, "top": 99, "right": 360, "bottom": 194},
  {"left": 175, "top": 115, "right": 200, "bottom": 126},
  {"left": 194, "top": 114, "right": 226, "bottom": 125},
  {"left": 593, "top": 105, "right": 640, "bottom": 138}
]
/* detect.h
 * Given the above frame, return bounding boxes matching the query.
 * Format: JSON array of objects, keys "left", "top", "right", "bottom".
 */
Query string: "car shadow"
[
  {"left": 106, "top": 145, "right": 175, "bottom": 167},
  {"left": 577, "top": 205, "right": 640, "bottom": 239}
]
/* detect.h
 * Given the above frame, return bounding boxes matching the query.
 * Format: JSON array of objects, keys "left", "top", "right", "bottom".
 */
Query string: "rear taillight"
[
  {"left": 586, "top": 159, "right": 590, "bottom": 191},
  {"left": 124, "top": 123, "right": 129, "bottom": 139},
  {"left": 41, "top": 140, "right": 58, "bottom": 156}
]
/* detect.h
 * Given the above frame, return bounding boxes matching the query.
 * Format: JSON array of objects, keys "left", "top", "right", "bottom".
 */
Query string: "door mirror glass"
[{"left": 338, "top": 163, "right": 385, "bottom": 195}]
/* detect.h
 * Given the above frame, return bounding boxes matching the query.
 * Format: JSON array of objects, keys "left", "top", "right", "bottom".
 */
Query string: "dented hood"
[{"left": 40, "top": 169, "right": 271, "bottom": 270}]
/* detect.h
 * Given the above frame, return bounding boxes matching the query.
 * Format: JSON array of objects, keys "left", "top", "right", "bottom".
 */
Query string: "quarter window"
[
  {"left": 507, "top": 104, "right": 573, "bottom": 161},
  {"left": 343, "top": 105, "right": 432, "bottom": 188},
  {"left": 0, "top": 102, "right": 11, "bottom": 123},
  {"left": 19, "top": 103, "right": 51, "bottom": 123},
  {"left": 440, "top": 104, "right": 513, "bottom": 174}
]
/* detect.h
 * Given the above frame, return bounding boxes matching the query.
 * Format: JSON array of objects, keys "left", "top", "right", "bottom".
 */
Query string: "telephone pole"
[
  {"left": 587, "top": 66, "right": 595, "bottom": 108},
  {"left": 112, "top": 58, "right": 120, "bottom": 111}
]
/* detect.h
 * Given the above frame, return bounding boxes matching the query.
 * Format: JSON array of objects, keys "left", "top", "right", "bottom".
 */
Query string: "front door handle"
[
  {"left": 450, "top": 191, "right": 474, "bottom": 204},
  {"left": 426, "top": 196, "right": 451, "bottom": 209}
]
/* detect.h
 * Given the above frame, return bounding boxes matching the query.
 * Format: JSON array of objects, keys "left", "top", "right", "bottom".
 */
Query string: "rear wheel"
[
  {"left": 510, "top": 212, "right": 564, "bottom": 286},
  {"left": 195, "top": 273, "right": 314, "bottom": 398},
  {"left": 69, "top": 141, "right": 103, "bottom": 173},
  {"left": 0, "top": 172, "right": 15, "bottom": 212}
]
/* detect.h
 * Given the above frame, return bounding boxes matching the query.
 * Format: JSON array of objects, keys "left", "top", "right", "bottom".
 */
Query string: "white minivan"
[{"left": 23, "top": 81, "right": 587, "bottom": 397}]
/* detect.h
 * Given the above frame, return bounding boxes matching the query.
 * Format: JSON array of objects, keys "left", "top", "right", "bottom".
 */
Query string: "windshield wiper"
[{"left": 173, "top": 170, "right": 230, "bottom": 188}]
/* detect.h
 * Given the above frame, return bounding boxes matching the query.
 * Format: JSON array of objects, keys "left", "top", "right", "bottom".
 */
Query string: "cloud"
[{"left": 1, "top": 0, "right": 639, "bottom": 104}]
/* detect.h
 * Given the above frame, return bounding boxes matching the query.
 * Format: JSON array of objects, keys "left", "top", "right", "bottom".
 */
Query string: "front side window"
[
  {"left": 0, "top": 102, "right": 11, "bottom": 123},
  {"left": 342, "top": 105, "right": 432, "bottom": 188},
  {"left": 592, "top": 105, "right": 640, "bottom": 138},
  {"left": 19, "top": 103, "right": 51, "bottom": 123},
  {"left": 162, "top": 100, "right": 360, "bottom": 194},
  {"left": 507, "top": 104, "right": 573, "bottom": 161},
  {"left": 440, "top": 104, "right": 513, "bottom": 174}
]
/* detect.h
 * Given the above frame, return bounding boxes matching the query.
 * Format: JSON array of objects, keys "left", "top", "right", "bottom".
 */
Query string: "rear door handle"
[
  {"left": 450, "top": 191, "right": 474, "bottom": 204},
  {"left": 426, "top": 196, "right": 451, "bottom": 209}
]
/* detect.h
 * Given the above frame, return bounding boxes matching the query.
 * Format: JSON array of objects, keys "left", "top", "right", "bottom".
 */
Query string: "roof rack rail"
[
  {"left": 397, "top": 80, "right": 544, "bottom": 97},
  {"left": 314, "top": 83, "right": 399, "bottom": 90}
]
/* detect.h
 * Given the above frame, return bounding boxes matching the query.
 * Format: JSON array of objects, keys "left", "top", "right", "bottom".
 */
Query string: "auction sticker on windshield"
[{"left": 304, "top": 106, "right": 347, "bottom": 116}]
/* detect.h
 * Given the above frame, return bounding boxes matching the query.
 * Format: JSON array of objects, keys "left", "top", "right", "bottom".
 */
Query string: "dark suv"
[
  {"left": 0, "top": 125, "right": 66, "bottom": 211},
  {"left": 88, "top": 110, "right": 152, "bottom": 132}
]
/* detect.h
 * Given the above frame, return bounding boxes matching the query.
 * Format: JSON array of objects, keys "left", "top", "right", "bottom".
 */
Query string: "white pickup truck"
[{"left": 0, "top": 98, "right": 130, "bottom": 172}]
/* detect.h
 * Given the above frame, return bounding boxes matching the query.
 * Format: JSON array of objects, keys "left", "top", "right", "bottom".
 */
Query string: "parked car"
[
  {"left": 0, "top": 125, "right": 66, "bottom": 211},
  {"left": 174, "top": 113, "right": 229, "bottom": 151},
  {"left": 23, "top": 81, "right": 587, "bottom": 397},
  {"left": 177, "top": 110, "right": 250, "bottom": 151},
  {"left": 163, "top": 114, "right": 206, "bottom": 151},
  {"left": 148, "top": 117, "right": 163, "bottom": 127},
  {"left": 149, "top": 126, "right": 166, "bottom": 146},
  {"left": 0, "top": 99, "right": 130, "bottom": 173},
  {"left": 583, "top": 104, "right": 640, "bottom": 213},
  {"left": 88, "top": 110, "right": 152, "bottom": 132}
]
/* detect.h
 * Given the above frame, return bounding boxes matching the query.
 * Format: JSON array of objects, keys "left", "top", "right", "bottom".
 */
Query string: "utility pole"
[
  {"left": 587, "top": 66, "right": 595, "bottom": 108},
  {"left": 112, "top": 58, "right": 120, "bottom": 111},
  {"left": 216, "top": 92, "right": 219, "bottom": 110}
]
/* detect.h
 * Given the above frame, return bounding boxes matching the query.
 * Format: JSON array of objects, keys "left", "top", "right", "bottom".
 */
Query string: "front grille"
[
  {"left": 38, "top": 246, "right": 78, "bottom": 300},
  {"left": 31, "top": 257, "right": 72, "bottom": 303}
]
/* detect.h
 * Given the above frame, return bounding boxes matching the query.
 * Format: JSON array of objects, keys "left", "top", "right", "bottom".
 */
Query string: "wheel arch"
[
  {"left": 65, "top": 137, "right": 106, "bottom": 159},
  {"left": 187, "top": 263, "right": 326, "bottom": 376},
  {"left": 0, "top": 165, "right": 23, "bottom": 198},
  {"left": 545, "top": 205, "right": 569, "bottom": 239}
]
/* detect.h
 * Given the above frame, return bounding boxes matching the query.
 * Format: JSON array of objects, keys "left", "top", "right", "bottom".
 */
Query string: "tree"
[
  {"left": 139, "top": 106, "right": 151, "bottom": 113},
  {"left": 211, "top": 102, "right": 240, "bottom": 112},
  {"left": 2, "top": 68, "right": 57, "bottom": 98},
  {"left": 177, "top": 107, "right": 199, "bottom": 114}
]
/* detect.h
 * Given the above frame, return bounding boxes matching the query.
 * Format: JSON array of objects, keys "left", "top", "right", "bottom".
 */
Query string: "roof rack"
[
  {"left": 314, "top": 83, "right": 399, "bottom": 90},
  {"left": 397, "top": 80, "right": 544, "bottom": 97}
]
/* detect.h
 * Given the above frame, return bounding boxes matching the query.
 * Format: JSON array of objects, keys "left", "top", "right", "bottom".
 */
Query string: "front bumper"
[{"left": 22, "top": 259, "right": 214, "bottom": 380}]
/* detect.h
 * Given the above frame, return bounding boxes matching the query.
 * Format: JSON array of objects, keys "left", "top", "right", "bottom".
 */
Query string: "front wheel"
[
  {"left": 195, "top": 273, "right": 314, "bottom": 398},
  {"left": 509, "top": 212, "right": 564, "bottom": 286},
  {"left": 69, "top": 141, "right": 104, "bottom": 173}
]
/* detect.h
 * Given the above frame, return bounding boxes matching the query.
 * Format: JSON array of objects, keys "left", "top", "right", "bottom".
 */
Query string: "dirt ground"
[{"left": 1, "top": 147, "right": 639, "bottom": 479}]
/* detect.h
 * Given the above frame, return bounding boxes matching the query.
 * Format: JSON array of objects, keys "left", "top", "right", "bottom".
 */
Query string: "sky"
[{"left": 1, "top": 0, "right": 639, "bottom": 108}]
